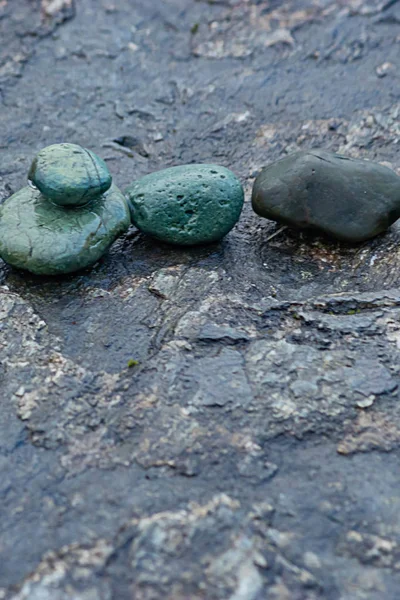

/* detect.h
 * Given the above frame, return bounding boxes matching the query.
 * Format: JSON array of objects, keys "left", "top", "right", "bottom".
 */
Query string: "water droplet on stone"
[{"left": 28, "top": 179, "right": 38, "bottom": 190}]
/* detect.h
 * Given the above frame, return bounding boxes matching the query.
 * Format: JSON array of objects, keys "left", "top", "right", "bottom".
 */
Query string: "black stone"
[{"left": 252, "top": 150, "right": 400, "bottom": 242}]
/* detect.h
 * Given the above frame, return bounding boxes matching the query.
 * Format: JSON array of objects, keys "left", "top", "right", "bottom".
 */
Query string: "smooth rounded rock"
[
  {"left": 0, "top": 184, "right": 130, "bottom": 275},
  {"left": 125, "top": 164, "right": 244, "bottom": 245},
  {"left": 252, "top": 150, "right": 400, "bottom": 242},
  {"left": 28, "top": 143, "right": 112, "bottom": 207}
]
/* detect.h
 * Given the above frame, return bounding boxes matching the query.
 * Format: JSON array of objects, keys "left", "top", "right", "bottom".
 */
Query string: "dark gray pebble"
[{"left": 252, "top": 150, "right": 400, "bottom": 242}]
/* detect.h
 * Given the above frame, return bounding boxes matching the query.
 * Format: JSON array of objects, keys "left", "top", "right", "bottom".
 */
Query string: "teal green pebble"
[
  {"left": 28, "top": 143, "right": 112, "bottom": 207},
  {"left": 0, "top": 183, "right": 130, "bottom": 275},
  {"left": 125, "top": 164, "right": 244, "bottom": 245}
]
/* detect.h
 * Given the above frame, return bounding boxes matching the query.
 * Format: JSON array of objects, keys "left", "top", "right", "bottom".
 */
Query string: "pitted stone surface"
[{"left": 126, "top": 164, "right": 244, "bottom": 245}]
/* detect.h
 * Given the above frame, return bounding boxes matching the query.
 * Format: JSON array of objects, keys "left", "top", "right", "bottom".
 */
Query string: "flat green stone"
[
  {"left": 125, "top": 164, "right": 244, "bottom": 245},
  {"left": 28, "top": 143, "right": 112, "bottom": 207},
  {"left": 252, "top": 150, "right": 400, "bottom": 243},
  {"left": 0, "top": 184, "right": 130, "bottom": 275}
]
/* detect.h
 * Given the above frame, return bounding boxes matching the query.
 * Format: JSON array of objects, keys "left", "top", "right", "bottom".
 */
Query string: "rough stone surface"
[
  {"left": 252, "top": 150, "right": 400, "bottom": 242},
  {"left": 0, "top": 183, "right": 130, "bottom": 275},
  {"left": 126, "top": 164, "right": 244, "bottom": 245},
  {"left": 2, "top": 1, "right": 400, "bottom": 599},
  {"left": 28, "top": 143, "right": 112, "bottom": 206}
]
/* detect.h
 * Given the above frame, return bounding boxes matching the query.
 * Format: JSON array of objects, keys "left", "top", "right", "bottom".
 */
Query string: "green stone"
[
  {"left": 28, "top": 143, "right": 112, "bottom": 207},
  {"left": 125, "top": 164, "right": 244, "bottom": 245},
  {"left": 0, "top": 184, "right": 130, "bottom": 275},
  {"left": 252, "top": 150, "right": 400, "bottom": 243}
]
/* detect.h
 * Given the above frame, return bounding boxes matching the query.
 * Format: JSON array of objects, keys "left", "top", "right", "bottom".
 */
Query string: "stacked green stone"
[{"left": 0, "top": 144, "right": 131, "bottom": 275}]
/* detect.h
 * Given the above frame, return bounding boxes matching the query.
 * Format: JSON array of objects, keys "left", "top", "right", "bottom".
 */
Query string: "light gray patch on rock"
[{"left": 186, "top": 348, "right": 253, "bottom": 407}]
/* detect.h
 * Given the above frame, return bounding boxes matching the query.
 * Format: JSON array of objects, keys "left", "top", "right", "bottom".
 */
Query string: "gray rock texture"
[{"left": 2, "top": 1, "right": 400, "bottom": 599}]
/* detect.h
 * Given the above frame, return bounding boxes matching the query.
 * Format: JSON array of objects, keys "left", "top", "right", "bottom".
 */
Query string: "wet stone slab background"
[{"left": 1, "top": 0, "right": 400, "bottom": 598}]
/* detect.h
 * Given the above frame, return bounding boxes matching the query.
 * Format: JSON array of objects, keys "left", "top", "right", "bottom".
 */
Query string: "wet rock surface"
[
  {"left": 126, "top": 164, "right": 244, "bottom": 245},
  {"left": 2, "top": 1, "right": 400, "bottom": 599},
  {"left": 252, "top": 150, "right": 400, "bottom": 242}
]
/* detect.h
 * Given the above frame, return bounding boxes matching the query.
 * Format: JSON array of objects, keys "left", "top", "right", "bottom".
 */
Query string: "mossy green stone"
[
  {"left": 125, "top": 164, "right": 244, "bottom": 245},
  {"left": 0, "top": 184, "right": 130, "bottom": 275},
  {"left": 252, "top": 150, "right": 400, "bottom": 243},
  {"left": 28, "top": 143, "right": 112, "bottom": 207}
]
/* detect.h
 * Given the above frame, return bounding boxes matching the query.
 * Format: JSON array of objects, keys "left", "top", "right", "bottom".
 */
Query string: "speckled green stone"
[
  {"left": 125, "top": 164, "right": 244, "bottom": 245},
  {"left": 0, "top": 184, "right": 130, "bottom": 275},
  {"left": 28, "top": 143, "right": 112, "bottom": 207}
]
